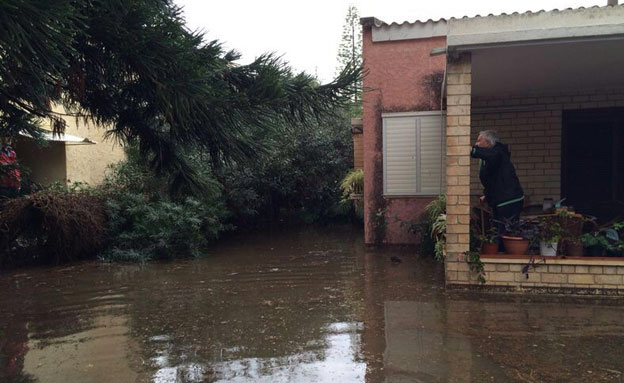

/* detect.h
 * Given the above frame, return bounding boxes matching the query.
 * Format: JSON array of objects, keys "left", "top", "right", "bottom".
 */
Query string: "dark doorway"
[{"left": 562, "top": 108, "right": 624, "bottom": 224}]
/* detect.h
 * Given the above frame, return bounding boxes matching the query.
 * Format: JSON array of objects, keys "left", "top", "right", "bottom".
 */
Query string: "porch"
[{"left": 443, "top": 6, "right": 624, "bottom": 292}]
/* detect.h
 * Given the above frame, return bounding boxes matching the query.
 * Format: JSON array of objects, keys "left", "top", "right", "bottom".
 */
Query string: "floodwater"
[{"left": 1, "top": 226, "right": 624, "bottom": 383}]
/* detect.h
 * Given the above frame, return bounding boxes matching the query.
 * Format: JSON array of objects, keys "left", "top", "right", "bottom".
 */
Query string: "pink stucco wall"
[{"left": 362, "top": 28, "right": 446, "bottom": 245}]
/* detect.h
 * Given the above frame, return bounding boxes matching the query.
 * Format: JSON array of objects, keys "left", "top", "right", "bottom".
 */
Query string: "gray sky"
[{"left": 176, "top": 0, "right": 604, "bottom": 83}]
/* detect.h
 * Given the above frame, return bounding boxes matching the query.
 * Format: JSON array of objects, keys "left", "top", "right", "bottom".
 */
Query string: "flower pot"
[
  {"left": 606, "top": 248, "right": 624, "bottom": 257},
  {"left": 540, "top": 240, "right": 558, "bottom": 256},
  {"left": 585, "top": 245, "right": 605, "bottom": 257},
  {"left": 502, "top": 235, "right": 530, "bottom": 255},
  {"left": 565, "top": 241, "right": 584, "bottom": 257},
  {"left": 481, "top": 242, "right": 499, "bottom": 255}
]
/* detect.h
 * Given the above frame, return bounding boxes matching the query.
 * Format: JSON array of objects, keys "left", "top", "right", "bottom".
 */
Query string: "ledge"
[{"left": 480, "top": 254, "right": 624, "bottom": 266}]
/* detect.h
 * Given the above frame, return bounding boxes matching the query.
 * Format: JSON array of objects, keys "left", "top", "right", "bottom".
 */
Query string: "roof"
[
  {"left": 20, "top": 130, "right": 97, "bottom": 145},
  {"left": 361, "top": 3, "right": 624, "bottom": 45}
]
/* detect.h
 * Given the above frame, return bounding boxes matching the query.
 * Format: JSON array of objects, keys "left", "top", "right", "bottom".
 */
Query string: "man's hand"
[{"left": 479, "top": 195, "right": 486, "bottom": 204}]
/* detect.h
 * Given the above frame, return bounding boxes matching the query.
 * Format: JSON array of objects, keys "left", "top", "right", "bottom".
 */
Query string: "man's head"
[{"left": 476, "top": 130, "right": 499, "bottom": 148}]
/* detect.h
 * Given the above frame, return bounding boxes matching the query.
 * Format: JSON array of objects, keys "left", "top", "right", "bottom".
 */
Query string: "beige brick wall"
[
  {"left": 445, "top": 53, "right": 472, "bottom": 282},
  {"left": 470, "top": 89, "right": 624, "bottom": 205},
  {"left": 450, "top": 257, "right": 624, "bottom": 294}
]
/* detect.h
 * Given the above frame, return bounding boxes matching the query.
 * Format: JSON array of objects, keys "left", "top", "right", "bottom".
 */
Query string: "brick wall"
[
  {"left": 471, "top": 89, "right": 624, "bottom": 205},
  {"left": 361, "top": 25, "right": 446, "bottom": 244},
  {"left": 448, "top": 256, "right": 624, "bottom": 294},
  {"left": 445, "top": 53, "right": 472, "bottom": 274}
]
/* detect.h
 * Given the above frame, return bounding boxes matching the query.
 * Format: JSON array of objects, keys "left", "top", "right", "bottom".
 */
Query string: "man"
[{"left": 470, "top": 130, "right": 524, "bottom": 250}]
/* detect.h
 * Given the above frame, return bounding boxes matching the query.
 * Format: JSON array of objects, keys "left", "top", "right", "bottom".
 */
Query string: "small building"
[
  {"left": 361, "top": 3, "right": 624, "bottom": 292},
  {"left": 14, "top": 105, "right": 125, "bottom": 187}
]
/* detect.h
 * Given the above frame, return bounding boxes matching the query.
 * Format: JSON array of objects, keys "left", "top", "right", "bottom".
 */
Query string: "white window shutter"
[
  {"left": 383, "top": 112, "right": 446, "bottom": 196},
  {"left": 383, "top": 116, "right": 418, "bottom": 195},
  {"left": 419, "top": 114, "right": 446, "bottom": 195}
]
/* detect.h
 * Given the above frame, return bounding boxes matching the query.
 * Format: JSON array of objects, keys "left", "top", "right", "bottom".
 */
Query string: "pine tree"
[
  {"left": 0, "top": 0, "right": 360, "bottom": 194},
  {"left": 336, "top": 5, "right": 362, "bottom": 116}
]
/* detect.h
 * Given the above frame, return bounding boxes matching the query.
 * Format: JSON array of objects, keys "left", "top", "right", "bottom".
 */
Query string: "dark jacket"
[{"left": 470, "top": 143, "right": 523, "bottom": 207}]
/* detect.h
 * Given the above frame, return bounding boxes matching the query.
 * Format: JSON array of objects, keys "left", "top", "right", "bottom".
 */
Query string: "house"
[
  {"left": 14, "top": 105, "right": 125, "bottom": 187},
  {"left": 361, "top": 2, "right": 624, "bottom": 292}
]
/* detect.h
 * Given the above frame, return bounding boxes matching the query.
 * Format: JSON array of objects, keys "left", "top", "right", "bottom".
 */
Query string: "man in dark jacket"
[{"left": 471, "top": 130, "right": 524, "bottom": 250}]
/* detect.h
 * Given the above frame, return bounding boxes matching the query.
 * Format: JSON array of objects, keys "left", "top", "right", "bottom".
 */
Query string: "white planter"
[{"left": 540, "top": 240, "right": 558, "bottom": 256}]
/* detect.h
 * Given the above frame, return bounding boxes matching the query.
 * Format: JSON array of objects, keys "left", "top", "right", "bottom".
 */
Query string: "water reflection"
[{"left": 1, "top": 225, "right": 624, "bottom": 383}]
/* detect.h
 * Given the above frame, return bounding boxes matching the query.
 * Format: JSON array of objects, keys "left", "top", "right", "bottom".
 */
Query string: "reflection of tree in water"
[
  {"left": 0, "top": 320, "right": 36, "bottom": 383},
  {"left": 125, "top": 227, "right": 368, "bottom": 380},
  {"left": 0, "top": 265, "right": 130, "bottom": 382}
]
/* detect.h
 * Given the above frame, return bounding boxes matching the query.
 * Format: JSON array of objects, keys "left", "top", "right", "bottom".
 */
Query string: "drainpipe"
[
  {"left": 430, "top": 46, "right": 448, "bottom": 196},
  {"left": 608, "top": 0, "right": 618, "bottom": 6}
]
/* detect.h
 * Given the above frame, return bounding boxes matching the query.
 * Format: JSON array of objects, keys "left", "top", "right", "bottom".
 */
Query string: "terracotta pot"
[
  {"left": 481, "top": 242, "right": 499, "bottom": 255},
  {"left": 502, "top": 235, "right": 530, "bottom": 255},
  {"left": 565, "top": 241, "right": 584, "bottom": 257}
]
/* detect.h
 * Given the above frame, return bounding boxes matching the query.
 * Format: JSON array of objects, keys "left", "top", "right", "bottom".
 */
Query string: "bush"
[
  {"left": 220, "top": 115, "right": 353, "bottom": 228},
  {"left": 101, "top": 193, "right": 225, "bottom": 262},
  {"left": 0, "top": 190, "right": 107, "bottom": 266},
  {"left": 100, "top": 148, "right": 230, "bottom": 262}
]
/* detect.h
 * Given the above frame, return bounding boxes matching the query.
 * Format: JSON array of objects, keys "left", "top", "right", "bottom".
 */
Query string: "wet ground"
[{"left": 1, "top": 225, "right": 624, "bottom": 383}]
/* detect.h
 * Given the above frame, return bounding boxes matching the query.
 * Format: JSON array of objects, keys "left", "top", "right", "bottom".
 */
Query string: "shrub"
[
  {"left": 0, "top": 190, "right": 107, "bottom": 266},
  {"left": 100, "top": 148, "right": 229, "bottom": 262},
  {"left": 101, "top": 192, "right": 225, "bottom": 262},
  {"left": 400, "top": 194, "right": 446, "bottom": 260},
  {"left": 340, "top": 169, "right": 363, "bottom": 202}
]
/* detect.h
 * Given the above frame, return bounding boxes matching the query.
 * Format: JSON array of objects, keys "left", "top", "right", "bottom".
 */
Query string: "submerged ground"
[{"left": 1, "top": 225, "right": 623, "bottom": 382}]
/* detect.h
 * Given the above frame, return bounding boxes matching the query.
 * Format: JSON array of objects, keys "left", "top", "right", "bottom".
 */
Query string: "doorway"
[{"left": 562, "top": 107, "right": 624, "bottom": 224}]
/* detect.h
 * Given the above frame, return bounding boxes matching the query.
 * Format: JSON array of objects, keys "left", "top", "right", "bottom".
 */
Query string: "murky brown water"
[{"left": 1, "top": 225, "right": 624, "bottom": 383}]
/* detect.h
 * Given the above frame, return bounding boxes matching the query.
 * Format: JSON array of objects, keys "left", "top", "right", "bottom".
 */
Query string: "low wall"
[{"left": 447, "top": 255, "right": 624, "bottom": 295}]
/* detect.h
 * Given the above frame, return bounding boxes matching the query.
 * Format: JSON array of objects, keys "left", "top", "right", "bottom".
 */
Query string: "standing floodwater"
[{"left": 1, "top": 225, "right": 624, "bottom": 383}]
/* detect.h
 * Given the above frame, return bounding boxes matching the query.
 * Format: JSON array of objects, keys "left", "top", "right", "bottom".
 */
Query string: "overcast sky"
[{"left": 175, "top": 0, "right": 605, "bottom": 83}]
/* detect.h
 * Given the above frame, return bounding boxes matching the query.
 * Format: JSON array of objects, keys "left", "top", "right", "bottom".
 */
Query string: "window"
[{"left": 383, "top": 111, "right": 446, "bottom": 196}]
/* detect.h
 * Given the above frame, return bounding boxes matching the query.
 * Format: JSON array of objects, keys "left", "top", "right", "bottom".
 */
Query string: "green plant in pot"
[
  {"left": 581, "top": 232, "right": 610, "bottom": 257},
  {"left": 538, "top": 220, "right": 563, "bottom": 257},
  {"left": 499, "top": 218, "right": 539, "bottom": 255},
  {"left": 478, "top": 226, "right": 499, "bottom": 255},
  {"left": 607, "top": 222, "right": 624, "bottom": 257}
]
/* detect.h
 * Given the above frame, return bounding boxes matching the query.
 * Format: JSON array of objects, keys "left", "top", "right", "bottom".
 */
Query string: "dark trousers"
[{"left": 492, "top": 200, "right": 524, "bottom": 252}]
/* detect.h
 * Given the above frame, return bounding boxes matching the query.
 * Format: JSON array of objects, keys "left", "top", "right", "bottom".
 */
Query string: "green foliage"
[
  {"left": 220, "top": 114, "right": 354, "bottom": 227},
  {"left": 425, "top": 195, "right": 447, "bottom": 221},
  {"left": 99, "top": 146, "right": 229, "bottom": 261},
  {"left": 1, "top": 0, "right": 361, "bottom": 195},
  {"left": 340, "top": 169, "right": 363, "bottom": 203},
  {"left": 101, "top": 193, "right": 224, "bottom": 262},
  {"left": 431, "top": 213, "right": 446, "bottom": 261},
  {"left": 538, "top": 220, "right": 564, "bottom": 242},
  {"left": 336, "top": 5, "right": 362, "bottom": 117},
  {"left": 581, "top": 232, "right": 610, "bottom": 248},
  {"left": 478, "top": 226, "right": 498, "bottom": 244},
  {"left": 400, "top": 194, "right": 446, "bottom": 260},
  {"left": 464, "top": 251, "right": 486, "bottom": 284}
]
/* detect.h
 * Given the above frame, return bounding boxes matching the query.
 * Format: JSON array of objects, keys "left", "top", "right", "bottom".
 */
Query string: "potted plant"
[
  {"left": 565, "top": 238, "right": 584, "bottom": 257},
  {"left": 478, "top": 227, "right": 499, "bottom": 255},
  {"left": 538, "top": 220, "right": 563, "bottom": 257},
  {"left": 499, "top": 218, "right": 538, "bottom": 255},
  {"left": 554, "top": 209, "right": 587, "bottom": 257},
  {"left": 581, "top": 232, "right": 610, "bottom": 257},
  {"left": 607, "top": 242, "right": 624, "bottom": 257}
]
